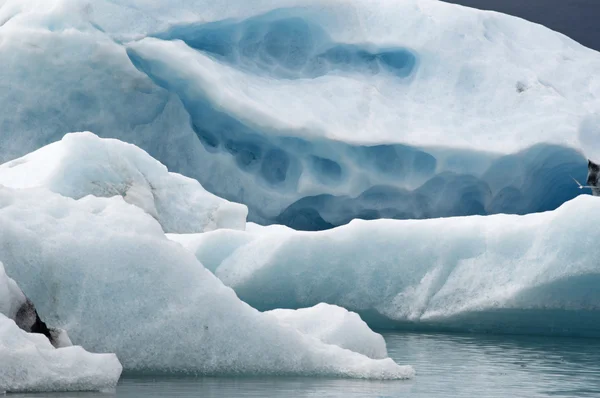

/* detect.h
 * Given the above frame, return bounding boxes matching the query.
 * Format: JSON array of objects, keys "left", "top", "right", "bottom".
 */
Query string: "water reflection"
[
  {"left": 13, "top": 333, "right": 600, "bottom": 398},
  {"left": 385, "top": 332, "right": 600, "bottom": 398}
]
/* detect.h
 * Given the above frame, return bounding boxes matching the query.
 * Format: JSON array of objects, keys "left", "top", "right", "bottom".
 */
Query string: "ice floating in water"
[
  {"left": 0, "top": 314, "right": 122, "bottom": 393},
  {"left": 170, "top": 195, "right": 600, "bottom": 337},
  {"left": 0, "top": 0, "right": 597, "bottom": 228},
  {"left": 0, "top": 132, "right": 247, "bottom": 233},
  {"left": 0, "top": 138, "right": 413, "bottom": 379},
  {"left": 0, "top": 262, "right": 122, "bottom": 393},
  {"left": 266, "top": 303, "right": 388, "bottom": 360}
]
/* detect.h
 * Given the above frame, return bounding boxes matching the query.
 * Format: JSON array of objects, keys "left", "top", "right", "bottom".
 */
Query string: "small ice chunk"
[
  {"left": 267, "top": 303, "right": 388, "bottom": 359},
  {"left": 0, "top": 313, "right": 122, "bottom": 393}
]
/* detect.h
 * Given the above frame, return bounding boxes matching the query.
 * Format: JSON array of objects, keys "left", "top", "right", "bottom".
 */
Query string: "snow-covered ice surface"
[
  {"left": 169, "top": 195, "right": 600, "bottom": 337},
  {"left": 0, "top": 158, "right": 412, "bottom": 379},
  {"left": 0, "top": 132, "right": 247, "bottom": 233},
  {"left": 266, "top": 304, "right": 388, "bottom": 360},
  {"left": 0, "top": 263, "right": 122, "bottom": 393},
  {"left": 0, "top": 0, "right": 598, "bottom": 228}
]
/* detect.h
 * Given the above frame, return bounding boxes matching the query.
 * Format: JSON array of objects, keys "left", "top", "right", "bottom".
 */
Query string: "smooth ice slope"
[
  {"left": 172, "top": 196, "right": 600, "bottom": 337},
  {"left": 0, "top": 132, "right": 247, "bottom": 233},
  {"left": 0, "top": 181, "right": 412, "bottom": 378},
  {"left": 0, "top": 263, "right": 122, "bottom": 393},
  {"left": 266, "top": 304, "right": 388, "bottom": 360},
  {"left": 0, "top": 0, "right": 598, "bottom": 228}
]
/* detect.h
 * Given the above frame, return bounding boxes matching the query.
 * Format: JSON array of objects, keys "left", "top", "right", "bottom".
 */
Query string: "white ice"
[
  {"left": 0, "top": 138, "right": 413, "bottom": 379},
  {"left": 0, "top": 261, "right": 26, "bottom": 322},
  {"left": 0, "top": 132, "right": 247, "bottom": 233},
  {"left": 0, "top": 314, "right": 122, "bottom": 393},
  {"left": 0, "top": 261, "right": 73, "bottom": 348},
  {"left": 266, "top": 304, "right": 388, "bottom": 360},
  {"left": 0, "top": 262, "right": 122, "bottom": 393},
  {"left": 170, "top": 195, "right": 600, "bottom": 337},
  {"left": 0, "top": 0, "right": 597, "bottom": 227}
]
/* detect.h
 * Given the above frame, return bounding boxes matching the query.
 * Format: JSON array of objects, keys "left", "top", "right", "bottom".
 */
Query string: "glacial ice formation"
[
  {"left": 266, "top": 303, "right": 388, "bottom": 360},
  {"left": 0, "top": 263, "right": 122, "bottom": 393},
  {"left": 0, "top": 261, "right": 72, "bottom": 348},
  {"left": 0, "top": 314, "right": 122, "bottom": 393},
  {"left": 170, "top": 195, "right": 600, "bottom": 337},
  {"left": 0, "top": 262, "right": 26, "bottom": 323},
  {"left": 0, "top": 149, "right": 412, "bottom": 379},
  {"left": 0, "top": 132, "right": 247, "bottom": 233},
  {"left": 0, "top": 0, "right": 598, "bottom": 228}
]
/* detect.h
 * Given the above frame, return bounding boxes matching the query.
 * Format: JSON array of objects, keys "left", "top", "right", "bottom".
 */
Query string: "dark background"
[{"left": 443, "top": 0, "right": 600, "bottom": 51}]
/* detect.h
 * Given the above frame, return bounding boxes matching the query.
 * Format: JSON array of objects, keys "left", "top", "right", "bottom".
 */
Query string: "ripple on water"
[{"left": 11, "top": 333, "right": 600, "bottom": 398}]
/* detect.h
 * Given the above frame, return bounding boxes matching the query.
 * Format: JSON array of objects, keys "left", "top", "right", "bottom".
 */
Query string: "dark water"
[{"left": 14, "top": 332, "right": 600, "bottom": 398}]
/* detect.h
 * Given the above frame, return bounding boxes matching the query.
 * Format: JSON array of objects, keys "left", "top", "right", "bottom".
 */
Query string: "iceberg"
[
  {"left": 0, "top": 314, "right": 122, "bottom": 393},
  {"left": 0, "top": 140, "right": 413, "bottom": 379},
  {"left": 0, "top": 261, "right": 71, "bottom": 349},
  {"left": 169, "top": 195, "right": 600, "bottom": 337},
  {"left": 0, "top": 0, "right": 598, "bottom": 228},
  {"left": 266, "top": 303, "right": 388, "bottom": 360},
  {"left": 0, "top": 262, "right": 122, "bottom": 393},
  {"left": 0, "top": 261, "right": 26, "bottom": 323},
  {"left": 0, "top": 132, "right": 247, "bottom": 233}
]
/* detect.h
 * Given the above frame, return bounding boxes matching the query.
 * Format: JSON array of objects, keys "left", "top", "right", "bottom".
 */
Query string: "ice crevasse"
[
  {"left": 0, "top": 0, "right": 599, "bottom": 228},
  {"left": 0, "top": 133, "right": 414, "bottom": 382}
]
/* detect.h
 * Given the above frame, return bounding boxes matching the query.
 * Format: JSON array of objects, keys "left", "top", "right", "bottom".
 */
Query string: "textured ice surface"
[
  {"left": 0, "top": 132, "right": 247, "bottom": 233},
  {"left": 0, "top": 314, "right": 122, "bottom": 393},
  {"left": 0, "top": 261, "right": 72, "bottom": 348},
  {"left": 172, "top": 196, "right": 600, "bottom": 337},
  {"left": 0, "top": 261, "right": 26, "bottom": 322},
  {"left": 266, "top": 304, "right": 388, "bottom": 360},
  {"left": 0, "top": 264, "right": 122, "bottom": 393},
  {"left": 0, "top": 180, "right": 412, "bottom": 378},
  {"left": 0, "top": 0, "right": 598, "bottom": 228}
]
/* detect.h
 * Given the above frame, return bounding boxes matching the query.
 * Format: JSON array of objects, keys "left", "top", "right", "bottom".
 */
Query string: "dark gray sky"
[{"left": 443, "top": 0, "right": 600, "bottom": 51}]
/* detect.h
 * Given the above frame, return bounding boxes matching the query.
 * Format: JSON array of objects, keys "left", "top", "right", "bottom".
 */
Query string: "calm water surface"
[{"left": 14, "top": 332, "right": 600, "bottom": 397}]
